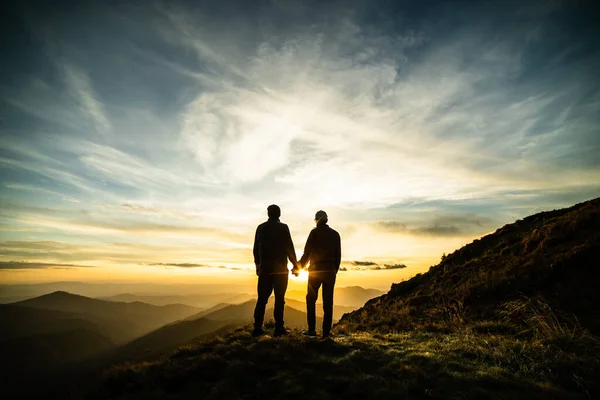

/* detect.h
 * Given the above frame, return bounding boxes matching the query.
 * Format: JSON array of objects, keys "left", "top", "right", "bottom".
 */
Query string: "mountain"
[
  {"left": 0, "top": 303, "right": 109, "bottom": 341},
  {"left": 185, "top": 296, "right": 358, "bottom": 322},
  {"left": 98, "top": 292, "right": 255, "bottom": 308},
  {"left": 14, "top": 291, "right": 201, "bottom": 343},
  {"left": 92, "top": 198, "right": 600, "bottom": 399},
  {"left": 93, "top": 300, "right": 321, "bottom": 365},
  {"left": 284, "top": 298, "right": 356, "bottom": 321},
  {"left": 104, "top": 318, "right": 236, "bottom": 363},
  {"left": 286, "top": 286, "right": 385, "bottom": 307},
  {"left": 338, "top": 197, "right": 600, "bottom": 335},
  {"left": 198, "top": 299, "right": 322, "bottom": 329},
  {"left": 0, "top": 304, "right": 116, "bottom": 397},
  {"left": 0, "top": 282, "right": 254, "bottom": 304},
  {"left": 185, "top": 302, "right": 233, "bottom": 320}
]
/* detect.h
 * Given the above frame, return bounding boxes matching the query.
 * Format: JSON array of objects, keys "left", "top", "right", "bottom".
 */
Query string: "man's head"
[
  {"left": 315, "top": 210, "right": 328, "bottom": 225},
  {"left": 267, "top": 204, "right": 281, "bottom": 219}
]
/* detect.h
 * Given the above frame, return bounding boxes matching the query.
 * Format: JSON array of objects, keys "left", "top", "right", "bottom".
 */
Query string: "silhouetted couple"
[{"left": 252, "top": 204, "right": 341, "bottom": 339}]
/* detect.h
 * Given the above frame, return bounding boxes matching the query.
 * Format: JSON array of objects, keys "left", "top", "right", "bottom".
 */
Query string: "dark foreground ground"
[{"left": 94, "top": 322, "right": 599, "bottom": 400}]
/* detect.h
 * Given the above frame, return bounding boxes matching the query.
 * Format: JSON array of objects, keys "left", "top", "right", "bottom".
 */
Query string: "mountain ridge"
[
  {"left": 14, "top": 290, "right": 201, "bottom": 343},
  {"left": 338, "top": 197, "right": 600, "bottom": 335}
]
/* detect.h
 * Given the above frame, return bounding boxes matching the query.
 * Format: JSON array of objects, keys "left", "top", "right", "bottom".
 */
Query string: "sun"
[{"left": 293, "top": 268, "right": 309, "bottom": 281}]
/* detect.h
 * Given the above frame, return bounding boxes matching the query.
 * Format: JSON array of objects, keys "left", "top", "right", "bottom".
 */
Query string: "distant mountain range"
[
  {"left": 111, "top": 300, "right": 323, "bottom": 363},
  {"left": 0, "top": 282, "right": 252, "bottom": 304},
  {"left": 2, "top": 282, "right": 385, "bottom": 307},
  {"left": 0, "top": 284, "right": 383, "bottom": 397},
  {"left": 98, "top": 292, "right": 257, "bottom": 308},
  {"left": 0, "top": 291, "right": 203, "bottom": 396},
  {"left": 15, "top": 291, "right": 200, "bottom": 343}
]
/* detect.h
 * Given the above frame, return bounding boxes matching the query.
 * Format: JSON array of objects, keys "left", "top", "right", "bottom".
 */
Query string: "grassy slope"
[
  {"left": 98, "top": 326, "right": 599, "bottom": 400},
  {"left": 338, "top": 197, "right": 600, "bottom": 335}
]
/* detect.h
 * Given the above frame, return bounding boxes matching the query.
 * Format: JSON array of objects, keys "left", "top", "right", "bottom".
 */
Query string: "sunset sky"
[{"left": 1, "top": 0, "right": 599, "bottom": 289}]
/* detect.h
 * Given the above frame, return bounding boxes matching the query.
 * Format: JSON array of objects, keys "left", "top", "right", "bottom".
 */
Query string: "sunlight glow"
[{"left": 292, "top": 268, "right": 309, "bottom": 281}]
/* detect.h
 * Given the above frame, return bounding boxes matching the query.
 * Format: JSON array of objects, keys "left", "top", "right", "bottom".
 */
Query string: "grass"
[
  {"left": 96, "top": 323, "right": 599, "bottom": 400},
  {"left": 338, "top": 197, "right": 600, "bottom": 336}
]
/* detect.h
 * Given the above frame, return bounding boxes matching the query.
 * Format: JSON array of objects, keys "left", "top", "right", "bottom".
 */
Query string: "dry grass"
[
  {"left": 338, "top": 197, "right": 600, "bottom": 336},
  {"left": 96, "top": 325, "right": 600, "bottom": 400}
]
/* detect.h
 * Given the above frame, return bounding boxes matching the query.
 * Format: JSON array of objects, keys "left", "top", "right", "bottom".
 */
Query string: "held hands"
[
  {"left": 291, "top": 261, "right": 303, "bottom": 277},
  {"left": 291, "top": 264, "right": 300, "bottom": 277}
]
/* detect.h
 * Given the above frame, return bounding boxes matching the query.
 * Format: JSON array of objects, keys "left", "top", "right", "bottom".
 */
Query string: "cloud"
[
  {"left": 146, "top": 262, "right": 211, "bottom": 268},
  {"left": 374, "top": 214, "right": 495, "bottom": 237},
  {"left": 350, "top": 260, "right": 378, "bottom": 266},
  {"left": 4, "top": 183, "right": 80, "bottom": 203},
  {"left": 0, "top": 261, "right": 95, "bottom": 269},
  {"left": 0, "top": 240, "right": 252, "bottom": 268},
  {"left": 377, "top": 264, "right": 407, "bottom": 270},
  {"left": 63, "top": 64, "right": 111, "bottom": 134},
  {"left": 339, "top": 261, "right": 408, "bottom": 271},
  {"left": 145, "top": 262, "right": 245, "bottom": 271},
  {"left": 376, "top": 222, "right": 408, "bottom": 231}
]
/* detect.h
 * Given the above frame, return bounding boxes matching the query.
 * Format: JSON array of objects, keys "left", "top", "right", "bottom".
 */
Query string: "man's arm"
[
  {"left": 299, "top": 230, "right": 314, "bottom": 268},
  {"left": 334, "top": 231, "right": 341, "bottom": 273},
  {"left": 253, "top": 226, "right": 260, "bottom": 275},
  {"left": 285, "top": 225, "right": 298, "bottom": 265}
]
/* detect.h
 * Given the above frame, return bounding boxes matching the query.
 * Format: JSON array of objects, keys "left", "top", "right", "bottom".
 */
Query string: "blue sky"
[{"left": 1, "top": 0, "right": 599, "bottom": 286}]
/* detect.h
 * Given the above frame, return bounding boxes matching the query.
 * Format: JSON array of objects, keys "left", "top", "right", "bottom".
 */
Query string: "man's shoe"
[
  {"left": 252, "top": 327, "right": 265, "bottom": 337},
  {"left": 273, "top": 327, "right": 289, "bottom": 337},
  {"left": 321, "top": 333, "right": 332, "bottom": 340},
  {"left": 302, "top": 330, "right": 317, "bottom": 338}
]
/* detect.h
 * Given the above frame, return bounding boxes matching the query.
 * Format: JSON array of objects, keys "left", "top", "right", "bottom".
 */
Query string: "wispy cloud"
[
  {"left": 339, "top": 260, "right": 408, "bottom": 271},
  {"left": 62, "top": 64, "right": 111, "bottom": 134},
  {"left": 0, "top": 261, "right": 95, "bottom": 270},
  {"left": 145, "top": 262, "right": 211, "bottom": 268},
  {"left": 350, "top": 261, "right": 378, "bottom": 266},
  {"left": 375, "top": 214, "right": 495, "bottom": 237}
]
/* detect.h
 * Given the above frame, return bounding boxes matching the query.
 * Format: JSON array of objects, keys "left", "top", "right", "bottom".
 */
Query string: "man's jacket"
[
  {"left": 300, "top": 223, "right": 341, "bottom": 273},
  {"left": 253, "top": 218, "right": 297, "bottom": 274}
]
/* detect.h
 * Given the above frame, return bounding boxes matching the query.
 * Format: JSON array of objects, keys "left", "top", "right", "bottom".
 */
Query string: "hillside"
[
  {"left": 92, "top": 198, "right": 600, "bottom": 399},
  {"left": 96, "top": 326, "right": 600, "bottom": 399},
  {"left": 15, "top": 291, "right": 201, "bottom": 342},
  {"left": 337, "top": 197, "right": 600, "bottom": 335}
]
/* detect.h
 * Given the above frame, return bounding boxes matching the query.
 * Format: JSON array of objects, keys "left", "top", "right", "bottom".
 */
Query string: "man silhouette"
[
  {"left": 299, "top": 210, "right": 341, "bottom": 339},
  {"left": 252, "top": 204, "right": 299, "bottom": 337}
]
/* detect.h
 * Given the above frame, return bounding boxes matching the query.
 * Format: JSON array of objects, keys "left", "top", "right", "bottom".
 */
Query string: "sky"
[{"left": 1, "top": 0, "right": 599, "bottom": 289}]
